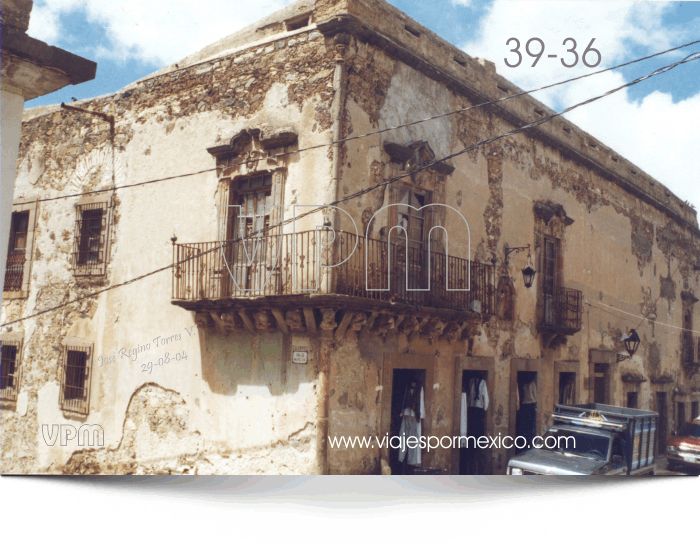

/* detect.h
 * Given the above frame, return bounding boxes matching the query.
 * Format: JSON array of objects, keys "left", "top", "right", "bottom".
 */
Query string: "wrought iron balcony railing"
[
  {"left": 539, "top": 286, "right": 583, "bottom": 334},
  {"left": 172, "top": 230, "right": 495, "bottom": 315},
  {"left": 681, "top": 332, "right": 700, "bottom": 367}
]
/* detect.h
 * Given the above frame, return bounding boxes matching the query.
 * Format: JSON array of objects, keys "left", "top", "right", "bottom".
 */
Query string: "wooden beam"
[
  {"left": 335, "top": 311, "right": 354, "bottom": 340},
  {"left": 303, "top": 308, "right": 317, "bottom": 334},
  {"left": 387, "top": 314, "right": 405, "bottom": 338},
  {"left": 209, "top": 312, "right": 226, "bottom": 335},
  {"left": 409, "top": 316, "right": 431, "bottom": 342},
  {"left": 361, "top": 311, "right": 379, "bottom": 335},
  {"left": 237, "top": 310, "right": 256, "bottom": 335},
  {"left": 271, "top": 309, "right": 289, "bottom": 334}
]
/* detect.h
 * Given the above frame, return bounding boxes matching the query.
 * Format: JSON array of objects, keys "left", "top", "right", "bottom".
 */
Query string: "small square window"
[
  {"left": 59, "top": 344, "right": 93, "bottom": 415},
  {"left": 285, "top": 15, "right": 310, "bottom": 32}
]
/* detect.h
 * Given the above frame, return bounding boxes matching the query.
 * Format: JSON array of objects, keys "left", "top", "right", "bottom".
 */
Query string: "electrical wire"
[
  {"left": 17, "top": 39, "right": 700, "bottom": 207},
  {"left": 587, "top": 300, "right": 700, "bottom": 335},
  {"left": 3, "top": 51, "right": 699, "bottom": 328}
]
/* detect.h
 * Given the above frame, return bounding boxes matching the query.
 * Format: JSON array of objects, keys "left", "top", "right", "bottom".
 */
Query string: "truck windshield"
[
  {"left": 541, "top": 429, "right": 610, "bottom": 461},
  {"left": 677, "top": 422, "right": 700, "bottom": 438}
]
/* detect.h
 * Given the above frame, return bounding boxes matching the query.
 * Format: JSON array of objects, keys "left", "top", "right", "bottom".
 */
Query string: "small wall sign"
[
  {"left": 291, "top": 336, "right": 315, "bottom": 364},
  {"left": 292, "top": 351, "right": 308, "bottom": 364}
]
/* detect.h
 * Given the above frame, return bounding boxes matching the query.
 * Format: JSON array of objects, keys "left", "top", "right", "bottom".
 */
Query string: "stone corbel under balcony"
[{"left": 192, "top": 301, "right": 482, "bottom": 344}]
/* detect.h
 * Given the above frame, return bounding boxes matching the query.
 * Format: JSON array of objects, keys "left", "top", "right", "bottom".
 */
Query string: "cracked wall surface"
[
  {"left": 3, "top": 0, "right": 700, "bottom": 475},
  {"left": 2, "top": 12, "right": 334, "bottom": 475}
]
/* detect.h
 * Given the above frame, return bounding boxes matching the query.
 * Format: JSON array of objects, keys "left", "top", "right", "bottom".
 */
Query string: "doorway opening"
[
  {"left": 459, "top": 370, "right": 489, "bottom": 475},
  {"left": 558, "top": 372, "right": 576, "bottom": 405},
  {"left": 627, "top": 391, "right": 638, "bottom": 409},
  {"left": 656, "top": 392, "right": 668, "bottom": 454},
  {"left": 593, "top": 364, "right": 609, "bottom": 404},
  {"left": 515, "top": 371, "right": 538, "bottom": 454},
  {"left": 390, "top": 368, "right": 426, "bottom": 475},
  {"left": 692, "top": 401, "right": 699, "bottom": 421},
  {"left": 677, "top": 402, "right": 686, "bottom": 432}
]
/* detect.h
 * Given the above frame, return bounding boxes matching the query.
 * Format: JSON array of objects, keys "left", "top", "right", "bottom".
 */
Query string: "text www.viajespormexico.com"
[{"left": 328, "top": 435, "right": 576, "bottom": 451}]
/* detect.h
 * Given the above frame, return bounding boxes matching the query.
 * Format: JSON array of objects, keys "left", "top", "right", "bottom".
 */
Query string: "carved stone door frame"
[
  {"left": 508, "top": 358, "right": 541, "bottom": 457},
  {"left": 380, "top": 352, "right": 435, "bottom": 469},
  {"left": 451, "top": 355, "right": 495, "bottom": 474}
]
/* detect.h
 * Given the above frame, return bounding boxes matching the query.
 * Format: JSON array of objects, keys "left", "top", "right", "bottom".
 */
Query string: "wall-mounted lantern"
[
  {"left": 617, "top": 329, "right": 641, "bottom": 362},
  {"left": 504, "top": 244, "right": 536, "bottom": 289}
]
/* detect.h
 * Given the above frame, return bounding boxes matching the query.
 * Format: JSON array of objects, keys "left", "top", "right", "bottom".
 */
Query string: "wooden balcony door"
[
  {"left": 543, "top": 237, "right": 558, "bottom": 326},
  {"left": 394, "top": 188, "right": 427, "bottom": 301},
  {"left": 682, "top": 309, "right": 693, "bottom": 363},
  {"left": 226, "top": 175, "right": 273, "bottom": 293}
]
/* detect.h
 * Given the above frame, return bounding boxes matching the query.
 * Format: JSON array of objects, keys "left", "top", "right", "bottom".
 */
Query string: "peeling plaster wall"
[
  {"left": 3, "top": 0, "right": 700, "bottom": 475},
  {"left": 2, "top": 24, "right": 337, "bottom": 475},
  {"left": 327, "top": 23, "right": 700, "bottom": 473}
]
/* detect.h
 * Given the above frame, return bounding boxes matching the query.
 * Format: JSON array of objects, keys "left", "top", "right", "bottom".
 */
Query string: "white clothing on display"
[
  {"left": 460, "top": 392, "right": 468, "bottom": 447},
  {"left": 468, "top": 378, "right": 490, "bottom": 410},
  {"left": 398, "top": 386, "right": 425, "bottom": 466},
  {"left": 398, "top": 414, "right": 421, "bottom": 465},
  {"left": 522, "top": 380, "right": 537, "bottom": 405}
]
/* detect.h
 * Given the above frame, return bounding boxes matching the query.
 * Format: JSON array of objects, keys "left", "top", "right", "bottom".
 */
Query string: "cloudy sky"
[{"left": 25, "top": 0, "right": 700, "bottom": 207}]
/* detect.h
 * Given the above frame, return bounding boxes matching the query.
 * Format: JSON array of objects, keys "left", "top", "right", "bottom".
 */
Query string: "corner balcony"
[
  {"left": 681, "top": 332, "right": 700, "bottom": 373},
  {"left": 171, "top": 230, "right": 495, "bottom": 341},
  {"left": 538, "top": 286, "right": 583, "bottom": 345}
]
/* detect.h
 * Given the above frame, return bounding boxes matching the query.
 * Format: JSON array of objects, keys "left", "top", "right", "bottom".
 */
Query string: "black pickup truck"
[{"left": 507, "top": 404, "right": 659, "bottom": 476}]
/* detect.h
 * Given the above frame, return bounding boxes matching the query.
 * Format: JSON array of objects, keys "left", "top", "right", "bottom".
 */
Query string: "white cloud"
[
  {"left": 28, "top": 0, "right": 295, "bottom": 66},
  {"left": 451, "top": 0, "right": 473, "bottom": 6},
  {"left": 461, "top": 0, "right": 700, "bottom": 207}
]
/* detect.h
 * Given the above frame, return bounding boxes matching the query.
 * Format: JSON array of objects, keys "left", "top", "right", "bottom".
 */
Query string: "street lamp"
[
  {"left": 617, "top": 329, "right": 641, "bottom": 362},
  {"left": 504, "top": 244, "right": 536, "bottom": 289}
]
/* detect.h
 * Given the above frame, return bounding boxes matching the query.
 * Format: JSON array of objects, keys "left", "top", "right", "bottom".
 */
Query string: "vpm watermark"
[
  {"left": 42, "top": 424, "right": 105, "bottom": 447},
  {"left": 217, "top": 203, "right": 471, "bottom": 292}
]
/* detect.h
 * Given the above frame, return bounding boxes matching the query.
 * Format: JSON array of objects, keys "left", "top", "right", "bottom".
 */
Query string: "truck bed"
[{"left": 553, "top": 403, "right": 659, "bottom": 474}]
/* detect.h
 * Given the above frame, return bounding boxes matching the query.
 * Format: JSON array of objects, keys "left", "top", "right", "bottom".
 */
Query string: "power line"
[
  {"left": 587, "top": 300, "right": 700, "bottom": 336},
  {"left": 19, "top": 39, "right": 700, "bottom": 207},
  {"left": 3, "top": 51, "right": 699, "bottom": 328}
]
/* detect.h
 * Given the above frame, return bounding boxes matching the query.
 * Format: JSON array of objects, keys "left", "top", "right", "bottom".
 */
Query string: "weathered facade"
[
  {"left": 1, "top": 0, "right": 96, "bottom": 296},
  {"left": 2, "top": 0, "right": 699, "bottom": 475}
]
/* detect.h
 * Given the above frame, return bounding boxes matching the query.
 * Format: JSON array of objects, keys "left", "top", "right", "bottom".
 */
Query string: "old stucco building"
[
  {"left": 2, "top": 0, "right": 699, "bottom": 475},
  {"left": 1, "top": 0, "right": 96, "bottom": 295}
]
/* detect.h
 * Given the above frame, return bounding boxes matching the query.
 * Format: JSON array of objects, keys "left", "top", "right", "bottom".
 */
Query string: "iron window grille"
[
  {"left": 4, "top": 211, "right": 29, "bottom": 292},
  {"left": 72, "top": 202, "right": 111, "bottom": 276},
  {"left": 59, "top": 344, "right": 93, "bottom": 415},
  {"left": 0, "top": 339, "right": 22, "bottom": 402}
]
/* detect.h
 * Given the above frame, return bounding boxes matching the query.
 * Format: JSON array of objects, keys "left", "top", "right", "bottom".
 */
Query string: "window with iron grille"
[
  {"left": 4, "top": 211, "right": 29, "bottom": 292},
  {"left": 72, "top": 202, "right": 111, "bottom": 276},
  {"left": 59, "top": 344, "right": 93, "bottom": 415},
  {"left": 0, "top": 339, "right": 22, "bottom": 402},
  {"left": 3, "top": 202, "right": 37, "bottom": 296}
]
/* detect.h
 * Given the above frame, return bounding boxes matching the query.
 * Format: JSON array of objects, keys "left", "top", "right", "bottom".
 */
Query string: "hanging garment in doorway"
[
  {"left": 398, "top": 384, "right": 425, "bottom": 467},
  {"left": 461, "top": 378, "right": 489, "bottom": 475},
  {"left": 560, "top": 380, "right": 575, "bottom": 405},
  {"left": 468, "top": 377, "right": 490, "bottom": 409},
  {"left": 460, "top": 378, "right": 489, "bottom": 445},
  {"left": 517, "top": 379, "right": 537, "bottom": 450},
  {"left": 460, "top": 391, "right": 468, "bottom": 447}
]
